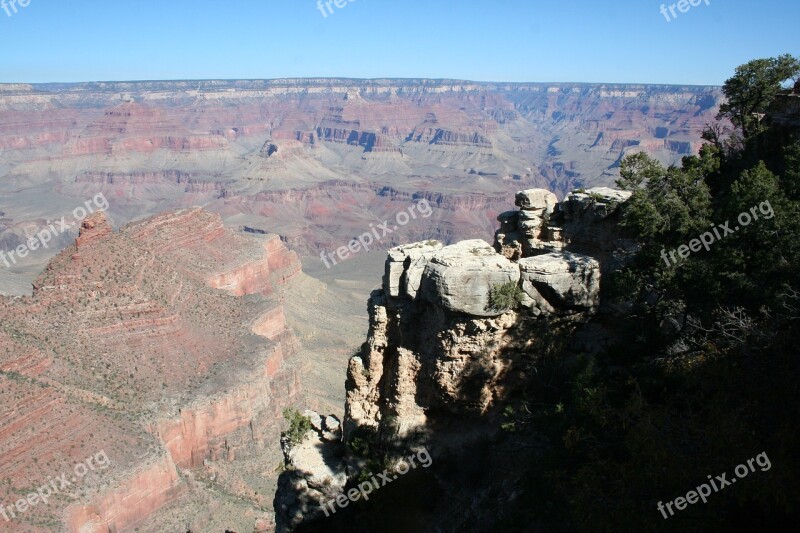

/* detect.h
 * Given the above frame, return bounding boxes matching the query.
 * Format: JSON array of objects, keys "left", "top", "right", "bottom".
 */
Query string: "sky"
[{"left": 0, "top": 0, "right": 797, "bottom": 85}]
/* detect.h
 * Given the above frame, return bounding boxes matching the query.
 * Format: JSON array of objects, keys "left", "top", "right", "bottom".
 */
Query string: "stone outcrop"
[
  {"left": 274, "top": 187, "right": 632, "bottom": 530},
  {"left": 495, "top": 187, "right": 633, "bottom": 267},
  {"left": 418, "top": 240, "right": 520, "bottom": 317},
  {"left": 344, "top": 191, "right": 607, "bottom": 437},
  {"left": 519, "top": 252, "right": 601, "bottom": 314},
  {"left": 347, "top": 188, "right": 626, "bottom": 436},
  {"left": 274, "top": 411, "right": 347, "bottom": 532},
  {"left": 384, "top": 241, "right": 443, "bottom": 299},
  {"left": 494, "top": 188, "right": 561, "bottom": 259},
  {"left": 75, "top": 211, "right": 113, "bottom": 248}
]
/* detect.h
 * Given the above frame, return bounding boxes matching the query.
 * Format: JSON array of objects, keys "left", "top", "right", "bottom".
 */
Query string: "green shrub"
[
  {"left": 282, "top": 408, "right": 312, "bottom": 446},
  {"left": 347, "top": 424, "right": 379, "bottom": 458},
  {"left": 488, "top": 281, "right": 525, "bottom": 311}
]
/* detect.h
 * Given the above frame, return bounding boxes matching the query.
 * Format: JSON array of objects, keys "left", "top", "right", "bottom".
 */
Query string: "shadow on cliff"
[
  {"left": 293, "top": 303, "right": 594, "bottom": 533},
  {"left": 294, "top": 465, "right": 443, "bottom": 533}
]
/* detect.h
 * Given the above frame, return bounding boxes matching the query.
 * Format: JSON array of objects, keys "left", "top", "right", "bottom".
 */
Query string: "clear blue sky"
[{"left": 0, "top": 0, "right": 797, "bottom": 85}]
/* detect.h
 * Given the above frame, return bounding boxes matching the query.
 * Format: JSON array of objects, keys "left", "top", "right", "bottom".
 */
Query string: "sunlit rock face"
[{"left": 0, "top": 207, "right": 302, "bottom": 532}]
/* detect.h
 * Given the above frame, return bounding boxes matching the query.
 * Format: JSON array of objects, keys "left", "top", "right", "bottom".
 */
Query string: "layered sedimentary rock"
[
  {"left": 0, "top": 80, "right": 719, "bottom": 293},
  {"left": 124, "top": 207, "right": 301, "bottom": 297},
  {"left": 274, "top": 188, "right": 630, "bottom": 530},
  {"left": 0, "top": 208, "right": 303, "bottom": 532},
  {"left": 494, "top": 187, "right": 633, "bottom": 264},
  {"left": 65, "top": 454, "right": 185, "bottom": 532},
  {"left": 494, "top": 188, "right": 561, "bottom": 259}
]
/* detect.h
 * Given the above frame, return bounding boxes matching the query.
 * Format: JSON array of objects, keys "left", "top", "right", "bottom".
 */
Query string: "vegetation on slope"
[{"left": 502, "top": 55, "right": 800, "bottom": 532}]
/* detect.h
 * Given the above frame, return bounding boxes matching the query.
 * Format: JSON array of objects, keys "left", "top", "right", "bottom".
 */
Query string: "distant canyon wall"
[{"left": 0, "top": 79, "right": 722, "bottom": 267}]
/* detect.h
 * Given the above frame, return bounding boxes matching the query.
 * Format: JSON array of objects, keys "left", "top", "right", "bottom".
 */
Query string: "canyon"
[
  {"left": 0, "top": 79, "right": 721, "bottom": 295},
  {"left": 0, "top": 78, "right": 724, "bottom": 531}
]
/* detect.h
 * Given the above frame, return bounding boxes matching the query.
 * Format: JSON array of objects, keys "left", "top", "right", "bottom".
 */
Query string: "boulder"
[
  {"left": 303, "top": 410, "right": 323, "bottom": 432},
  {"left": 323, "top": 415, "right": 341, "bottom": 432},
  {"left": 419, "top": 240, "right": 520, "bottom": 317},
  {"left": 384, "top": 241, "right": 443, "bottom": 299},
  {"left": 518, "top": 251, "right": 600, "bottom": 311},
  {"left": 515, "top": 189, "right": 558, "bottom": 212},
  {"left": 322, "top": 415, "right": 342, "bottom": 441}
]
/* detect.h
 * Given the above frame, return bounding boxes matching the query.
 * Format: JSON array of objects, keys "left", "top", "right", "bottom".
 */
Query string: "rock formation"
[
  {"left": 273, "top": 411, "right": 346, "bottom": 531},
  {"left": 0, "top": 208, "right": 304, "bottom": 532},
  {"left": 273, "top": 187, "right": 631, "bottom": 530}
]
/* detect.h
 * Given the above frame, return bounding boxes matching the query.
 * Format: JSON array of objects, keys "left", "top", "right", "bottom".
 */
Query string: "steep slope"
[{"left": 0, "top": 209, "right": 303, "bottom": 532}]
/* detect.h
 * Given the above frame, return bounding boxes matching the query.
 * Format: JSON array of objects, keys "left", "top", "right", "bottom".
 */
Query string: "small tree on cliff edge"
[{"left": 282, "top": 408, "right": 312, "bottom": 446}]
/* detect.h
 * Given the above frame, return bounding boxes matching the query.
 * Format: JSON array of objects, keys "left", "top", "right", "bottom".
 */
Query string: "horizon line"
[{"left": 0, "top": 77, "right": 723, "bottom": 89}]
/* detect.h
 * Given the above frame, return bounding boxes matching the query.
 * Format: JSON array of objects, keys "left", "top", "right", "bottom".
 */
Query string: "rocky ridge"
[
  {"left": 273, "top": 187, "right": 632, "bottom": 531},
  {"left": 0, "top": 208, "right": 304, "bottom": 532}
]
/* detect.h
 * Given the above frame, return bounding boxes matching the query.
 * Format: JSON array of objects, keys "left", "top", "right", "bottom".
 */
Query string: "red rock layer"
[
  {"left": 123, "top": 208, "right": 301, "bottom": 296},
  {"left": 65, "top": 455, "right": 185, "bottom": 533},
  {"left": 72, "top": 103, "right": 229, "bottom": 156},
  {"left": 252, "top": 306, "right": 288, "bottom": 341},
  {"left": 155, "top": 342, "right": 299, "bottom": 469},
  {"left": 0, "top": 208, "right": 302, "bottom": 532}
]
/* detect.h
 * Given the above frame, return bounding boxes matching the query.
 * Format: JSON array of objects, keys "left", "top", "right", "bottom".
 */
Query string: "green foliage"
[
  {"left": 587, "top": 191, "right": 607, "bottom": 202},
  {"left": 282, "top": 408, "right": 312, "bottom": 446},
  {"left": 347, "top": 424, "right": 379, "bottom": 459},
  {"left": 354, "top": 458, "right": 386, "bottom": 485},
  {"left": 500, "top": 55, "right": 800, "bottom": 532},
  {"left": 783, "top": 141, "right": 800, "bottom": 199},
  {"left": 488, "top": 281, "right": 525, "bottom": 311},
  {"left": 718, "top": 54, "right": 800, "bottom": 138},
  {"left": 500, "top": 402, "right": 533, "bottom": 433},
  {"left": 616, "top": 152, "right": 712, "bottom": 240}
]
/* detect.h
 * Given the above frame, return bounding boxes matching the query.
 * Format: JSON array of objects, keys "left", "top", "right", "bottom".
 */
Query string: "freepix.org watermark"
[
  {"left": 1, "top": 0, "right": 31, "bottom": 18},
  {"left": 657, "top": 451, "right": 771, "bottom": 519},
  {"left": 660, "top": 0, "right": 711, "bottom": 23},
  {"left": 319, "top": 199, "right": 433, "bottom": 269},
  {"left": 316, "top": 0, "right": 359, "bottom": 18},
  {"left": 0, "top": 193, "right": 109, "bottom": 269},
  {"left": 0, "top": 450, "right": 111, "bottom": 523},
  {"left": 660, "top": 200, "right": 774, "bottom": 267},
  {"left": 322, "top": 448, "right": 432, "bottom": 517}
]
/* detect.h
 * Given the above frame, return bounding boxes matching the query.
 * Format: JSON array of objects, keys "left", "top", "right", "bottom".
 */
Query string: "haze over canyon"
[{"left": 0, "top": 79, "right": 720, "bottom": 290}]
